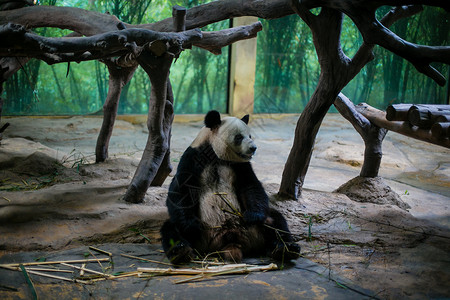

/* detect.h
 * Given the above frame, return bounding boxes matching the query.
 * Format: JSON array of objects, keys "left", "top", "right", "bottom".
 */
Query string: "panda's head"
[{"left": 192, "top": 110, "right": 257, "bottom": 163}]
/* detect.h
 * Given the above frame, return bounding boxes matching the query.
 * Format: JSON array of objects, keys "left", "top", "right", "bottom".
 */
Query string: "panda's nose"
[{"left": 249, "top": 146, "right": 257, "bottom": 154}]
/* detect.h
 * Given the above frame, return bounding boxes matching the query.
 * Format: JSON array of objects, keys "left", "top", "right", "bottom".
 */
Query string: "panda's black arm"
[{"left": 232, "top": 162, "right": 269, "bottom": 224}]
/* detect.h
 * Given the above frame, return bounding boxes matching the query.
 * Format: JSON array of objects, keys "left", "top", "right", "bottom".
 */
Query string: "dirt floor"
[{"left": 0, "top": 113, "right": 449, "bottom": 299}]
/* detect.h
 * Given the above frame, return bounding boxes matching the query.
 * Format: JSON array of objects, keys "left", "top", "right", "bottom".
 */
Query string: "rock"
[{"left": 335, "top": 176, "right": 410, "bottom": 210}]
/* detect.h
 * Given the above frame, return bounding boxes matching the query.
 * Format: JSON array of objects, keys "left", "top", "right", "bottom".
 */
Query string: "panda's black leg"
[
  {"left": 263, "top": 208, "right": 301, "bottom": 261},
  {"left": 160, "top": 220, "right": 194, "bottom": 265}
]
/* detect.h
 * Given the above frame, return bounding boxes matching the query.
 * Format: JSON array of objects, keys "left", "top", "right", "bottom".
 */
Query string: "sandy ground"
[{"left": 0, "top": 113, "right": 449, "bottom": 299}]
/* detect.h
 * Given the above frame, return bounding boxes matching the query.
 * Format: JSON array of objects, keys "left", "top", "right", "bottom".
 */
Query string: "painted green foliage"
[
  {"left": 2, "top": 2, "right": 449, "bottom": 115},
  {"left": 254, "top": 7, "right": 449, "bottom": 113}
]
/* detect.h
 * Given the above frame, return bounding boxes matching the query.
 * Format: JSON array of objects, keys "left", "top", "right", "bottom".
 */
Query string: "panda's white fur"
[
  {"left": 199, "top": 164, "right": 239, "bottom": 227},
  {"left": 196, "top": 162, "right": 265, "bottom": 255}
]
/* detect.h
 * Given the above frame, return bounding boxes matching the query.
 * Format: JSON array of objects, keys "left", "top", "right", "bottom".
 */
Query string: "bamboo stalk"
[
  {"left": 60, "top": 263, "right": 111, "bottom": 278},
  {"left": 174, "top": 264, "right": 279, "bottom": 284},
  {"left": 25, "top": 269, "right": 79, "bottom": 283},
  {"left": 26, "top": 267, "right": 73, "bottom": 273},
  {"left": 0, "top": 258, "right": 110, "bottom": 269},
  {"left": 79, "top": 263, "right": 86, "bottom": 277},
  {"left": 109, "top": 271, "right": 142, "bottom": 279},
  {"left": 192, "top": 260, "right": 227, "bottom": 266},
  {"left": 88, "top": 250, "right": 106, "bottom": 271},
  {"left": 138, "top": 263, "right": 277, "bottom": 276},
  {"left": 120, "top": 253, "right": 173, "bottom": 266},
  {"left": 89, "top": 246, "right": 112, "bottom": 257}
]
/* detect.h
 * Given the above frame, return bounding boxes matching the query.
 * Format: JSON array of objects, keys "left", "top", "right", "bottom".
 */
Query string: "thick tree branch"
[
  {"left": 124, "top": 51, "right": 174, "bottom": 203},
  {"left": 195, "top": 22, "right": 263, "bottom": 55},
  {"left": 299, "top": 0, "right": 449, "bottom": 85},
  {"left": 334, "top": 93, "right": 388, "bottom": 177},
  {"left": 2, "top": 2, "right": 447, "bottom": 84},
  {"left": 146, "top": 0, "right": 294, "bottom": 32},
  {"left": 0, "top": 21, "right": 263, "bottom": 61},
  {"left": 0, "top": 23, "right": 202, "bottom": 59}
]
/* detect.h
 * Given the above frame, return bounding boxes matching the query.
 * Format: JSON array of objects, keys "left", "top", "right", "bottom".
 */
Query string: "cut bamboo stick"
[
  {"left": 109, "top": 271, "right": 142, "bottom": 279},
  {"left": 26, "top": 267, "right": 73, "bottom": 273},
  {"left": 0, "top": 258, "right": 110, "bottom": 269},
  {"left": 89, "top": 246, "right": 112, "bottom": 257},
  {"left": 120, "top": 253, "right": 172, "bottom": 266},
  {"left": 60, "top": 263, "right": 111, "bottom": 278},
  {"left": 138, "top": 263, "right": 277, "bottom": 276},
  {"left": 25, "top": 269, "right": 78, "bottom": 283},
  {"left": 79, "top": 263, "right": 86, "bottom": 276},
  {"left": 173, "top": 263, "right": 279, "bottom": 284}
]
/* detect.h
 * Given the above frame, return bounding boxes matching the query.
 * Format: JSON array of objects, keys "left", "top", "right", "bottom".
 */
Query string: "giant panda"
[{"left": 161, "top": 110, "right": 300, "bottom": 264}]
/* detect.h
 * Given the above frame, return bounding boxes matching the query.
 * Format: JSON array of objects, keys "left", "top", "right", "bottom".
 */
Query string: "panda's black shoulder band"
[{"left": 205, "top": 110, "right": 221, "bottom": 129}]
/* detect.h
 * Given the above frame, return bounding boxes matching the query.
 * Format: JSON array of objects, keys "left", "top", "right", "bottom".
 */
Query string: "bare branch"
[
  {"left": 353, "top": 12, "right": 450, "bottom": 86},
  {"left": 351, "top": 5, "right": 423, "bottom": 77},
  {"left": 334, "top": 94, "right": 388, "bottom": 177},
  {"left": 293, "top": 0, "right": 450, "bottom": 85}
]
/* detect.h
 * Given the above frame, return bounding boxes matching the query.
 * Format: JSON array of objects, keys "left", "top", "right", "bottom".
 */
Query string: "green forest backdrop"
[{"left": 3, "top": 0, "right": 449, "bottom": 115}]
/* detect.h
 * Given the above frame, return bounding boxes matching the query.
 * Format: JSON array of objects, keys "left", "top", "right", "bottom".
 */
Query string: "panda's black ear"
[
  {"left": 205, "top": 110, "right": 221, "bottom": 129},
  {"left": 241, "top": 114, "right": 249, "bottom": 125}
]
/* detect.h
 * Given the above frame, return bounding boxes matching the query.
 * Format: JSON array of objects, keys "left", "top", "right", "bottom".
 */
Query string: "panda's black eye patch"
[{"left": 234, "top": 134, "right": 244, "bottom": 145}]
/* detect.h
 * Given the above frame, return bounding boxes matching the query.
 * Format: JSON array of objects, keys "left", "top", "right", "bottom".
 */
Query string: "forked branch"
[{"left": 294, "top": 0, "right": 450, "bottom": 85}]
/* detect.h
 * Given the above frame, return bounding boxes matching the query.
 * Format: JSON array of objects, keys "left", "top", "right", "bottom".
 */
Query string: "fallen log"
[
  {"left": 431, "top": 122, "right": 450, "bottom": 139},
  {"left": 386, "top": 104, "right": 413, "bottom": 121},
  {"left": 386, "top": 104, "right": 450, "bottom": 125},
  {"left": 407, "top": 104, "right": 450, "bottom": 129},
  {"left": 355, "top": 103, "right": 450, "bottom": 149}
]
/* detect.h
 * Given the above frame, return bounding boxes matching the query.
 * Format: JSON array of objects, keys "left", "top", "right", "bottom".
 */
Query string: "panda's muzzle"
[{"left": 239, "top": 145, "right": 257, "bottom": 160}]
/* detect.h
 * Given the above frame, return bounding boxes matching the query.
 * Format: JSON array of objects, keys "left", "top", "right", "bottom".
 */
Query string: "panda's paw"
[
  {"left": 243, "top": 211, "right": 266, "bottom": 225},
  {"left": 271, "top": 242, "right": 301, "bottom": 261},
  {"left": 222, "top": 244, "right": 243, "bottom": 263},
  {"left": 167, "top": 242, "right": 194, "bottom": 265}
]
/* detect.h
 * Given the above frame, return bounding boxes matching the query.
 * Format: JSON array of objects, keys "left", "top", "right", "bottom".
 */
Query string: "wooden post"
[{"left": 228, "top": 17, "right": 258, "bottom": 116}]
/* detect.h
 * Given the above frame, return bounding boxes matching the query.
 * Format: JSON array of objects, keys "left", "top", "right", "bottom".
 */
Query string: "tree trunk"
[
  {"left": 150, "top": 79, "right": 174, "bottom": 186},
  {"left": 149, "top": 5, "right": 185, "bottom": 186},
  {"left": 123, "top": 51, "right": 174, "bottom": 203},
  {"left": 278, "top": 3, "right": 423, "bottom": 200},
  {"left": 279, "top": 79, "right": 339, "bottom": 198},
  {"left": 279, "top": 6, "right": 352, "bottom": 199},
  {"left": 95, "top": 62, "right": 137, "bottom": 163}
]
